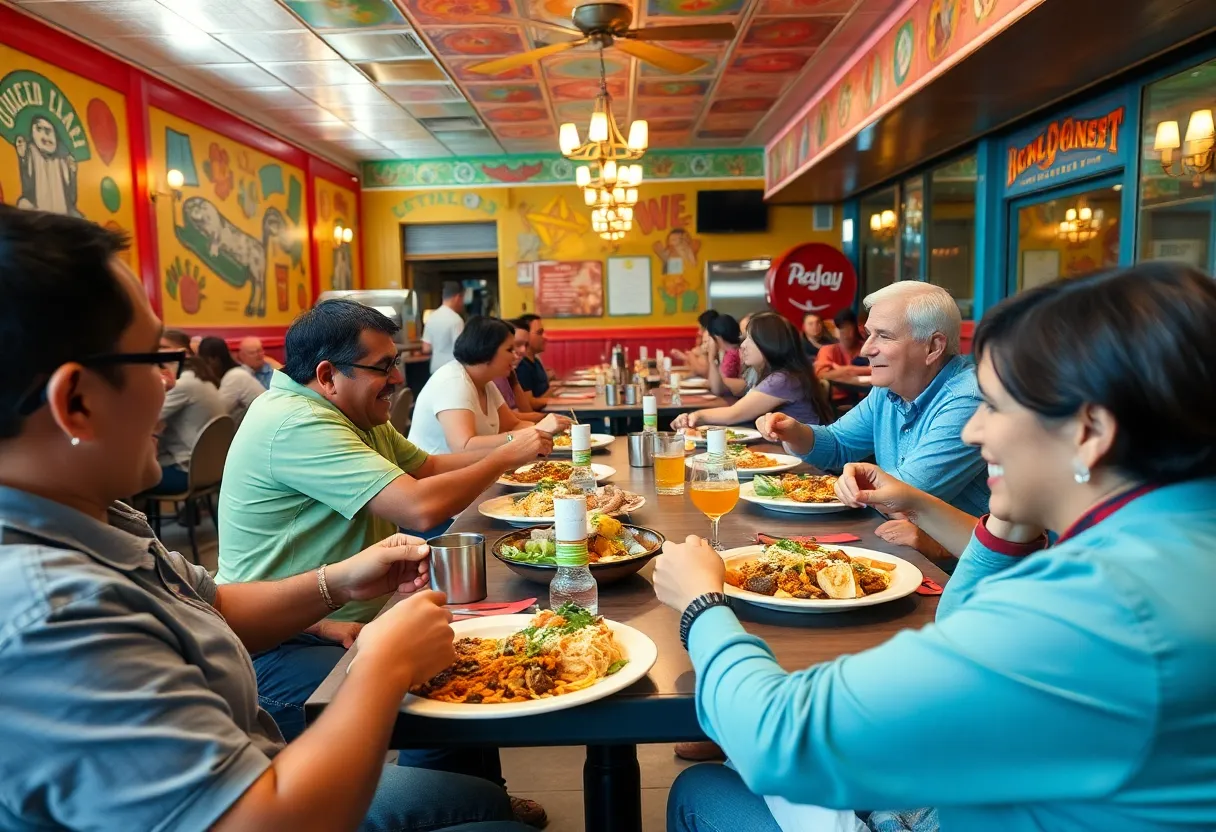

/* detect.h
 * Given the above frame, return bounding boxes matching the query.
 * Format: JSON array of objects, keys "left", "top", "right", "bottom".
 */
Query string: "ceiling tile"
[
  {"left": 383, "top": 83, "right": 466, "bottom": 104},
  {"left": 235, "top": 85, "right": 319, "bottom": 108},
  {"left": 321, "top": 31, "right": 426, "bottom": 62},
  {"left": 21, "top": 0, "right": 194, "bottom": 38},
  {"left": 405, "top": 102, "right": 478, "bottom": 119},
  {"left": 263, "top": 104, "right": 348, "bottom": 124},
  {"left": 297, "top": 84, "right": 394, "bottom": 107},
  {"left": 215, "top": 30, "right": 338, "bottom": 62},
  {"left": 348, "top": 119, "right": 432, "bottom": 139},
  {"left": 359, "top": 60, "right": 449, "bottom": 84},
  {"left": 156, "top": 0, "right": 304, "bottom": 33},
  {"left": 319, "top": 101, "right": 412, "bottom": 121},
  {"left": 380, "top": 140, "right": 452, "bottom": 157},
  {"left": 283, "top": 0, "right": 409, "bottom": 30},
  {"left": 186, "top": 62, "right": 283, "bottom": 88},
  {"left": 101, "top": 33, "right": 247, "bottom": 67},
  {"left": 260, "top": 60, "right": 368, "bottom": 86},
  {"left": 296, "top": 122, "right": 369, "bottom": 141}
]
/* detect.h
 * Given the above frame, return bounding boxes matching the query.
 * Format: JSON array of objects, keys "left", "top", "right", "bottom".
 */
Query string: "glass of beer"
[
  {"left": 689, "top": 444, "right": 739, "bottom": 550},
  {"left": 653, "top": 431, "right": 686, "bottom": 496}
]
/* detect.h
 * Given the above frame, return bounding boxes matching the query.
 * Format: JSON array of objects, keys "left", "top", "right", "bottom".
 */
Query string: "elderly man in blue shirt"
[{"left": 759, "top": 281, "right": 990, "bottom": 521}]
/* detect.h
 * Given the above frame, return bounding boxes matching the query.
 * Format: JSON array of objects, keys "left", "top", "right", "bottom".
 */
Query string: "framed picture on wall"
[
  {"left": 535, "top": 261, "right": 604, "bottom": 317},
  {"left": 1021, "top": 249, "right": 1061, "bottom": 290},
  {"left": 606, "top": 256, "right": 652, "bottom": 316}
]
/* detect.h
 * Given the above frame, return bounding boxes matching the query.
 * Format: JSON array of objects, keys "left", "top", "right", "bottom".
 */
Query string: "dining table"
[
  {"left": 305, "top": 434, "right": 950, "bottom": 832},
  {"left": 543, "top": 380, "right": 730, "bottom": 432}
]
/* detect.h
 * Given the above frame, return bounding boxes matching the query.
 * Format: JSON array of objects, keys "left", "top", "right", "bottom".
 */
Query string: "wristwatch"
[
  {"left": 504, "top": 433, "right": 514, "bottom": 443},
  {"left": 679, "top": 592, "right": 731, "bottom": 650}
]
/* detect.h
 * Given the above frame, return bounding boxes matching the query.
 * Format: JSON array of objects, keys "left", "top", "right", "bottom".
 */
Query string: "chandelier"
[
  {"left": 558, "top": 49, "right": 647, "bottom": 240},
  {"left": 1153, "top": 108, "right": 1215, "bottom": 178},
  {"left": 1057, "top": 204, "right": 1102, "bottom": 243}
]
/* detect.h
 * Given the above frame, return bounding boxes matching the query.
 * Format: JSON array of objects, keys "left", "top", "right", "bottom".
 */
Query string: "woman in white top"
[
  {"left": 408, "top": 316, "right": 569, "bottom": 455},
  {"left": 198, "top": 336, "right": 266, "bottom": 425}
]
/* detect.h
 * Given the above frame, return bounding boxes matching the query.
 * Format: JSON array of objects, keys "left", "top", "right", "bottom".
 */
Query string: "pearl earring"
[{"left": 1072, "top": 458, "right": 1090, "bottom": 484}]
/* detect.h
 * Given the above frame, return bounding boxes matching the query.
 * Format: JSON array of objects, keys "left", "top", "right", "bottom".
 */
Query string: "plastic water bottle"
[
  {"left": 669, "top": 371, "right": 682, "bottom": 407},
  {"left": 567, "top": 424, "right": 597, "bottom": 495},
  {"left": 550, "top": 495, "right": 598, "bottom": 614},
  {"left": 642, "top": 395, "right": 658, "bottom": 435}
]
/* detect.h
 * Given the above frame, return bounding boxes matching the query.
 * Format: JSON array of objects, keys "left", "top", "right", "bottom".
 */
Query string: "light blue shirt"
[
  {"left": 247, "top": 363, "right": 275, "bottom": 389},
  {"left": 688, "top": 478, "right": 1216, "bottom": 830},
  {"left": 804, "top": 355, "right": 989, "bottom": 516}
]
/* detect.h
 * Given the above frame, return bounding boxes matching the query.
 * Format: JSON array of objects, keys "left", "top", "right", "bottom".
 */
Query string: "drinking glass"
[
  {"left": 689, "top": 453, "right": 739, "bottom": 550},
  {"left": 653, "top": 431, "right": 686, "bottom": 496}
]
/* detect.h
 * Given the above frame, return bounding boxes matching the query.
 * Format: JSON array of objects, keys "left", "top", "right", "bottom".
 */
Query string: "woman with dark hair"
[
  {"left": 657, "top": 262, "right": 1216, "bottom": 832},
  {"left": 705, "top": 314, "right": 747, "bottom": 397},
  {"left": 800, "top": 311, "right": 837, "bottom": 357},
  {"left": 672, "top": 312, "right": 832, "bottom": 430},
  {"left": 408, "top": 316, "right": 569, "bottom": 455},
  {"left": 673, "top": 308, "right": 722, "bottom": 377},
  {"left": 197, "top": 335, "right": 266, "bottom": 424}
]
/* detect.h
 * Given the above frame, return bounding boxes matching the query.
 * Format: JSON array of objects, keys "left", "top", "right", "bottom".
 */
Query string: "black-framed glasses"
[
  {"left": 16, "top": 351, "right": 188, "bottom": 416},
  {"left": 335, "top": 355, "right": 403, "bottom": 376}
]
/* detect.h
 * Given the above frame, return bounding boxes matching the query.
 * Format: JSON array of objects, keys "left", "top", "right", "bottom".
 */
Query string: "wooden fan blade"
[
  {"left": 613, "top": 39, "right": 708, "bottom": 75},
  {"left": 629, "top": 23, "right": 737, "bottom": 41},
  {"left": 465, "top": 39, "right": 587, "bottom": 76}
]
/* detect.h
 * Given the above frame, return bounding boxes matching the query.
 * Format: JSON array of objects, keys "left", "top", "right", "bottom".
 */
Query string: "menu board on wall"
[
  {"left": 0, "top": 44, "right": 139, "bottom": 272},
  {"left": 535, "top": 261, "right": 604, "bottom": 318},
  {"left": 606, "top": 256, "right": 652, "bottom": 316}
]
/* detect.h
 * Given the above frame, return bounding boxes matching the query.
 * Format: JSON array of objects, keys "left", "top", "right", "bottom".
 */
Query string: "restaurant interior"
[{"left": 2, "top": 0, "right": 1216, "bottom": 830}]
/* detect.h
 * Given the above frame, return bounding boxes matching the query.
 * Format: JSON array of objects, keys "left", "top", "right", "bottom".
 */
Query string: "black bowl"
[{"left": 491, "top": 525, "right": 665, "bottom": 586}]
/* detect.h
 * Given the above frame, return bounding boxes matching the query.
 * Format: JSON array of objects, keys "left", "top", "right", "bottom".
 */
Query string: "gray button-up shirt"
[{"left": 0, "top": 486, "right": 282, "bottom": 831}]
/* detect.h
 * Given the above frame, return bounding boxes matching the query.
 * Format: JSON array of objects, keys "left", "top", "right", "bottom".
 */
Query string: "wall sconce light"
[
  {"left": 333, "top": 223, "right": 344, "bottom": 245},
  {"left": 868, "top": 209, "right": 897, "bottom": 238},
  {"left": 342, "top": 226, "right": 353, "bottom": 244},
  {"left": 1153, "top": 108, "right": 1215, "bottom": 177},
  {"left": 333, "top": 223, "right": 355, "bottom": 245},
  {"left": 151, "top": 168, "right": 185, "bottom": 203}
]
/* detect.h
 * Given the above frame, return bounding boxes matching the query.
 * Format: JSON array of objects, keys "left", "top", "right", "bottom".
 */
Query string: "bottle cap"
[
  {"left": 554, "top": 495, "right": 587, "bottom": 542},
  {"left": 706, "top": 427, "right": 727, "bottom": 456},
  {"left": 571, "top": 423, "right": 592, "bottom": 452},
  {"left": 642, "top": 395, "right": 657, "bottom": 415}
]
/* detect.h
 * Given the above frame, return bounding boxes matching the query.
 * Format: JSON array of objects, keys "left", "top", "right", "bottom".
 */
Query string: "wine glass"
[{"left": 688, "top": 452, "right": 740, "bottom": 550}]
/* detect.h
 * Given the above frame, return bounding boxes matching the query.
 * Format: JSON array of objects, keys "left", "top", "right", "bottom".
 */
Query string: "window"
[
  {"left": 1138, "top": 57, "right": 1216, "bottom": 273},
  {"left": 1014, "top": 184, "right": 1122, "bottom": 291},
  {"left": 859, "top": 187, "right": 897, "bottom": 301},
  {"left": 926, "top": 156, "right": 976, "bottom": 318},
  {"left": 900, "top": 175, "right": 924, "bottom": 282}
]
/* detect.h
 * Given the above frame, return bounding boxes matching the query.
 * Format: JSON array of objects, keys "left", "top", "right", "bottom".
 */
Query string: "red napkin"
[
  {"left": 916, "top": 579, "right": 943, "bottom": 596},
  {"left": 755, "top": 532, "right": 862, "bottom": 545},
  {"left": 446, "top": 597, "right": 538, "bottom": 621}
]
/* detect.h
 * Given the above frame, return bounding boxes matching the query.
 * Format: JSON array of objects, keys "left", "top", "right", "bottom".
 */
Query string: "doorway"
[
  {"left": 1008, "top": 177, "right": 1123, "bottom": 294},
  {"left": 402, "top": 220, "right": 500, "bottom": 320}
]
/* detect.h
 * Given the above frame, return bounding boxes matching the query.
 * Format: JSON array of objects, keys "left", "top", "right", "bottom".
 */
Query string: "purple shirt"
[
  {"left": 754, "top": 371, "right": 821, "bottom": 425},
  {"left": 494, "top": 376, "right": 518, "bottom": 409}
]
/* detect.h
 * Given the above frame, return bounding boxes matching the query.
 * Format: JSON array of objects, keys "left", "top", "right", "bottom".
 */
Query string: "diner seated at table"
[
  {"left": 408, "top": 315, "right": 569, "bottom": 455},
  {"left": 704, "top": 313, "right": 747, "bottom": 398},
  {"left": 800, "top": 311, "right": 838, "bottom": 358},
  {"left": 660, "top": 261, "right": 1216, "bottom": 832},
  {"left": 672, "top": 312, "right": 832, "bottom": 431},
  {"left": 0, "top": 206, "right": 532, "bottom": 832},
  {"left": 215, "top": 299, "right": 552, "bottom": 826},
  {"left": 512, "top": 314, "right": 554, "bottom": 408},
  {"left": 492, "top": 320, "right": 546, "bottom": 423},
  {"left": 671, "top": 308, "right": 719, "bottom": 378},
  {"left": 760, "top": 282, "right": 990, "bottom": 518},
  {"left": 148, "top": 329, "right": 224, "bottom": 495},
  {"left": 197, "top": 335, "right": 267, "bottom": 425},
  {"left": 238, "top": 335, "right": 280, "bottom": 389},
  {"left": 814, "top": 308, "right": 870, "bottom": 407}
]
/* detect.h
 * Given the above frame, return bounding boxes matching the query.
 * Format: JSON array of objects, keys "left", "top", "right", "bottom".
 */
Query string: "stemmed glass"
[{"left": 688, "top": 451, "right": 740, "bottom": 550}]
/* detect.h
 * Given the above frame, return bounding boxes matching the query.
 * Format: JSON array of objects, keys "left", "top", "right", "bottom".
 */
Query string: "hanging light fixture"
[
  {"left": 1056, "top": 203, "right": 1103, "bottom": 243},
  {"left": 1153, "top": 107, "right": 1216, "bottom": 177}
]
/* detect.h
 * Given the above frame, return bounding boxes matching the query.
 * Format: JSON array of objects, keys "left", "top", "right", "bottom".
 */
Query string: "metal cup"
[
  {"left": 624, "top": 384, "right": 638, "bottom": 405},
  {"left": 428, "top": 533, "right": 487, "bottom": 604},
  {"left": 605, "top": 382, "right": 619, "bottom": 405},
  {"left": 627, "top": 432, "right": 655, "bottom": 467}
]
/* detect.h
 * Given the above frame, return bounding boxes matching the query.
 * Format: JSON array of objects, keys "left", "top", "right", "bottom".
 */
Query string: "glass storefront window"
[
  {"left": 1014, "top": 184, "right": 1122, "bottom": 291},
  {"left": 900, "top": 176, "right": 924, "bottom": 281},
  {"left": 860, "top": 187, "right": 898, "bottom": 300},
  {"left": 1138, "top": 57, "right": 1216, "bottom": 272},
  {"left": 927, "top": 156, "right": 976, "bottom": 318}
]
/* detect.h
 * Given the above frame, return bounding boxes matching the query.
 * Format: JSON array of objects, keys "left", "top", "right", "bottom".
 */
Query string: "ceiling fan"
[{"left": 464, "top": 2, "right": 736, "bottom": 77}]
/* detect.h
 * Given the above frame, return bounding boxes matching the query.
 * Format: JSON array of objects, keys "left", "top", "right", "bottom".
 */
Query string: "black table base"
[{"left": 584, "top": 744, "right": 642, "bottom": 832}]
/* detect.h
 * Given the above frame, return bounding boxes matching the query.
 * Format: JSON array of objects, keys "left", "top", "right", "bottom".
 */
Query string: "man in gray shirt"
[
  {"left": 422, "top": 281, "right": 466, "bottom": 374},
  {"left": 151, "top": 330, "right": 224, "bottom": 494}
]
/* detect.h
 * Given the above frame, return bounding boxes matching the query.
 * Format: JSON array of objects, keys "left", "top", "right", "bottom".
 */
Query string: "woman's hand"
[
  {"left": 874, "top": 518, "right": 926, "bottom": 550},
  {"left": 326, "top": 534, "right": 432, "bottom": 605},
  {"left": 670, "top": 411, "right": 701, "bottom": 430},
  {"left": 756, "top": 412, "right": 813, "bottom": 455},
  {"left": 704, "top": 335, "right": 719, "bottom": 361},
  {"left": 350, "top": 591, "right": 455, "bottom": 691},
  {"left": 834, "top": 463, "right": 926, "bottom": 518},
  {"left": 535, "top": 413, "right": 571, "bottom": 435},
  {"left": 654, "top": 535, "right": 725, "bottom": 613}
]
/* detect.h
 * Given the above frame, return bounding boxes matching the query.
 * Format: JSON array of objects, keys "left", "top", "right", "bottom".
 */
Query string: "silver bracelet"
[{"left": 317, "top": 565, "right": 341, "bottom": 611}]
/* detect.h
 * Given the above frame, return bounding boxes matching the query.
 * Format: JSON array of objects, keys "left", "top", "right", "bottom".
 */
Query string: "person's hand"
[
  {"left": 875, "top": 519, "right": 925, "bottom": 550},
  {"left": 670, "top": 411, "right": 701, "bottom": 430},
  {"left": 326, "top": 533, "right": 432, "bottom": 605},
  {"left": 350, "top": 591, "right": 454, "bottom": 691},
  {"left": 535, "top": 413, "right": 571, "bottom": 435},
  {"left": 495, "top": 428, "right": 553, "bottom": 468},
  {"left": 756, "top": 412, "right": 813, "bottom": 455},
  {"left": 671, "top": 349, "right": 689, "bottom": 363},
  {"left": 834, "top": 463, "right": 924, "bottom": 518},
  {"left": 305, "top": 619, "right": 364, "bottom": 648},
  {"left": 704, "top": 336, "right": 719, "bottom": 361},
  {"left": 654, "top": 535, "right": 725, "bottom": 613}
]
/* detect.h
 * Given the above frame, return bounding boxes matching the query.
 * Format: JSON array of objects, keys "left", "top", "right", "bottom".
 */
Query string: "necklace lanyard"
[{"left": 1055, "top": 483, "right": 1161, "bottom": 545}]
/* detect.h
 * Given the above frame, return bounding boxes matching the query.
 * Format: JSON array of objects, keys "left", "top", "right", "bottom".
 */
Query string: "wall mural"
[
  {"left": 315, "top": 177, "right": 361, "bottom": 291},
  {"left": 150, "top": 108, "right": 310, "bottom": 326},
  {"left": 0, "top": 44, "right": 139, "bottom": 270}
]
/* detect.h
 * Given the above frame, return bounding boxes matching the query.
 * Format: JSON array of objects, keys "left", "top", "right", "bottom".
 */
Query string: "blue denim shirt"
[
  {"left": 803, "top": 355, "right": 989, "bottom": 516},
  {"left": 249, "top": 363, "right": 275, "bottom": 389}
]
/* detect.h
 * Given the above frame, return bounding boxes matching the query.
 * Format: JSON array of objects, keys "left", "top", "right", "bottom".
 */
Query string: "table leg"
[{"left": 583, "top": 744, "right": 642, "bottom": 832}]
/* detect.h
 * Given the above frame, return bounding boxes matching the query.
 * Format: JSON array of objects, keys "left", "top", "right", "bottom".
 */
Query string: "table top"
[
  {"left": 305, "top": 435, "right": 950, "bottom": 749},
  {"left": 545, "top": 384, "right": 728, "bottom": 417}
]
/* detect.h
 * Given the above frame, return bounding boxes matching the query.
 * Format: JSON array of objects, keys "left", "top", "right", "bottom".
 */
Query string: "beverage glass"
[
  {"left": 653, "top": 431, "right": 686, "bottom": 495},
  {"left": 689, "top": 453, "right": 739, "bottom": 550}
]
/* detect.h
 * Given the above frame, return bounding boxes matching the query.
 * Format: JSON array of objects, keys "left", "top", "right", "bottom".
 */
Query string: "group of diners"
[{"left": 3, "top": 203, "right": 1216, "bottom": 832}]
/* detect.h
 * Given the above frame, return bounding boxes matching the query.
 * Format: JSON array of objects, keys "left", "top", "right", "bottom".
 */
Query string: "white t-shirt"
[
  {"left": 218, "top": 366, "right": 267, "bottom": 425},
  {"left": 422, "top": 304, "right": 464, "bottom": 373},
  {"left": 408, "top": 361, "right": 506, "bottom": 454}
]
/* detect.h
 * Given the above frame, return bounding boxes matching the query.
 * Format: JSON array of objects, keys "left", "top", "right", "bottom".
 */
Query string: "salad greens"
[
  {"left": 753, "top": 474, "right": 786, "bottom": 498},
  {"left": 517, "top": 603, "right": 599, "bottom": 657},
  {"left": 500, "top": 538, "right": 556, "bottom": 563}
]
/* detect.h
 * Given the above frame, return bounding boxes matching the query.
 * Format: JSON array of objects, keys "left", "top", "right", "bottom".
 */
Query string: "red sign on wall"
[{"left": 765, "top": 243, "right": 857, "bottom": 326}]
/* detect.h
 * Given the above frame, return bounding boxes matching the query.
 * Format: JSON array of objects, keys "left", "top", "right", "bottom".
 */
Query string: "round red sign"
[{"left": 765, "top": 243, "right": 858, "bottom": 325}]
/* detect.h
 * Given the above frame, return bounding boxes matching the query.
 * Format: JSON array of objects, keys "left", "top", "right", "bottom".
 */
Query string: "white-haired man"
[{"left": 759, "top": 282, "right": 990, "bottom": 518}]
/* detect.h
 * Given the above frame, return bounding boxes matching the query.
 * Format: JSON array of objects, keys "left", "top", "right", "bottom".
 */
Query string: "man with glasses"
[
  {"left": 216, "top": 299, "right": 551, "bottom": 827},
  {"left": 149, "top": 332, "right": 223, "bottom": 495}
]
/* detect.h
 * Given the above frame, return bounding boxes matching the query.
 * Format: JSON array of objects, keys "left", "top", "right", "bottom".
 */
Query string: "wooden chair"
[
  {"left": 143, "top": 415, "right": 236, "bottom": 563},
  {"left": 390, "top": 387, "right": 414, "bottom": 435}
]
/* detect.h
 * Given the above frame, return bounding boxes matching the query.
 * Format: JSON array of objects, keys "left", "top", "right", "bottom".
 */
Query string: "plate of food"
[
  {"left": 738, "top": 474, "right": 848, "bottom": 514},
  {"left": 685, "top": 446, "right": 801, "bottom": 477},
  {"left": 479, "top": 483, "right": 645, "bottom": 527},
  {"left": 498, "top": 461, "right": 615, "bottom": 488},
  {"left": 406, "top": 605, "right": 658, "bottom": 717},
  {"left": 492, "top": 518, "right": 664, "bottom": 584},
  {"left": 720, "top": 538, "right": 922, "bottom": 612},
  {"left": 683, "top": 426, "right": 762, "bottom": 445},
  {"left": 561, "top": 379, "right": 598, "bottom": 387},
  {"left": 550, "top": 432, "right": 615, "bottom": 454}
]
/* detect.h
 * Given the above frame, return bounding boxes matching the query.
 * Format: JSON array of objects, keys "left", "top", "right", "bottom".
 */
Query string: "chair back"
[
  {"left": 390, "top": 387, "right": 414, "bottom": 435},
  {"left": 188, "top": 415, "right": 236, "bottom": 492}
]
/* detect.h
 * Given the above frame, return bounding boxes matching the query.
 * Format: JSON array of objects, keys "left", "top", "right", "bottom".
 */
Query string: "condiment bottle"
[
  {"left": 567, "top": 424, "right": 597, "bottom": 495},
  {"left": 550, "top": 495, "right": 598, "bottom": 614}
]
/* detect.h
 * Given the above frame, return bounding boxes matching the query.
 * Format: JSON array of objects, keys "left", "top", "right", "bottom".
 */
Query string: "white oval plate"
[
  {"left": 497, "top": 462, "right": 616, "bottom": 488},
  {"left": 478, "top": 491, "right": 646, "bottom": 527},
  {"left": 561, "top": 379, "right": 598, "bottom": 387},
  {"left": 720, "top": 544, "right": 923, "bottom": 613},
  {"left": 401, "top": 614, "right": 658, "bottom": 719},
  {"left": 686, "top": 452, "right": 801, "bottom": 478},
  {"left": 737, "top": 480, "right": 849, "bottom": 514},
  {"left": 550, "top": 433, "right": 615, "bottom": 455},
  {"left": 686, "top": 427, "right": 762, "bottom": 445}
]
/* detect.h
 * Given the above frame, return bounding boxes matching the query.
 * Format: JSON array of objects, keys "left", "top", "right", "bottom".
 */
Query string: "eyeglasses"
[
  {"left": 16, "top": 351, "right": 188, "bottom": 416},
  {"left": 335, "top": 355, "right": 403, "bottom": 376}
]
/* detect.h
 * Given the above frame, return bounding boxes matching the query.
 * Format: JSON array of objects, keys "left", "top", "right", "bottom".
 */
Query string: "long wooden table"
[
  {"left": 306, "top": 439, "right": 949, "bottom": 832},
  {"left": 544, "top": 383, "right": 730, "bottom": 433}
]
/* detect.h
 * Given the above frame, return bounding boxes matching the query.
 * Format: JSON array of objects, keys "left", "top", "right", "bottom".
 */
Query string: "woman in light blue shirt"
[{"left": 655, "top": 262, "right": 1216, "bottom": 831}]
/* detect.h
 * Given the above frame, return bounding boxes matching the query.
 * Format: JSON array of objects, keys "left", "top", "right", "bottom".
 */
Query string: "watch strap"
[{"left": 680, "top": 592, "right": 731, "bottom": 650}]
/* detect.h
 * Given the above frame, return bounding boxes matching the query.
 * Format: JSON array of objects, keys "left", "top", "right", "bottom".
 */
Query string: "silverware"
[{"left": 447, "top": 604, "right": 539, "bottom": 617}]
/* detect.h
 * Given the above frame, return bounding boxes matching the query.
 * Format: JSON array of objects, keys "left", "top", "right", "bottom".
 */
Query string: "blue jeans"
[
  {"left": 253, "top": 634, "right": 504, "bottom": 785},
  {"left": 363, "top": 765, "right": 531, "bottom": 832},
  {"left": 148, "top": 463, "right": 188, "bottom": 495},
  {"left": 667, "top": 764, "right": 782, "bottom": 832}
]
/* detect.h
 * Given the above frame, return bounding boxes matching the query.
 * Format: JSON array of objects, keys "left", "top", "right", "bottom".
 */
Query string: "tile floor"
[{"left": 163, "top": 518, "right": 695, "bottom": 831}]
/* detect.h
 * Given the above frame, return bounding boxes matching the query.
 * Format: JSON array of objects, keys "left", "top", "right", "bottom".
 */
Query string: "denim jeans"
[
  {"left": 362, "top": 765, "right": 532, "bottom": 832},
  {"left": 253, "top": 634, "right": 504, "bottom": 785},
  {"left": 148, "top": 463, "right": 188, "bottom": 495},
  {"left": 667, "top": 764, "right": 783, "bottom": 832}
]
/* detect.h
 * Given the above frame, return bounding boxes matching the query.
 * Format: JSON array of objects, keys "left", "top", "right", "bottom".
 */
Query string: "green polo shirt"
[{"left": 216, "top": 372, "right": 428, "bottom": 622}]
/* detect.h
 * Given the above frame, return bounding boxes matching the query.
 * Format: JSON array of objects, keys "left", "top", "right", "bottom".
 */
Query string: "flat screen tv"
[{"left": 697, "top": 190, "right": 769, "bottom": 234}]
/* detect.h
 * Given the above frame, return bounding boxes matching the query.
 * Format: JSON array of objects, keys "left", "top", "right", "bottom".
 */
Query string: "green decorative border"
[{"left": 361, "top": 149, "right": 764, "bottom": 189}]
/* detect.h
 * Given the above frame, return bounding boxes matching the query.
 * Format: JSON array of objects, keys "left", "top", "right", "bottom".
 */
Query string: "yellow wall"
[
  {"left": 314, "top": 177, "right": 361, "bottom": 292},
  {"left": 0, "top": 44, "right": 139, "bottom": 273},
  {"left": 362, "top": 179, "right": 838, "bottom": 328},
  {"left": 149, "top": 107, "right": 311, "bottom": 327}
]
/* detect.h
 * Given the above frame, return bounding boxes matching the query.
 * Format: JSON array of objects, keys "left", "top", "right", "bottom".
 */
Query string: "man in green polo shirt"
[{"left": 217, "top": 300, "right": 553, "bottom": 827}]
